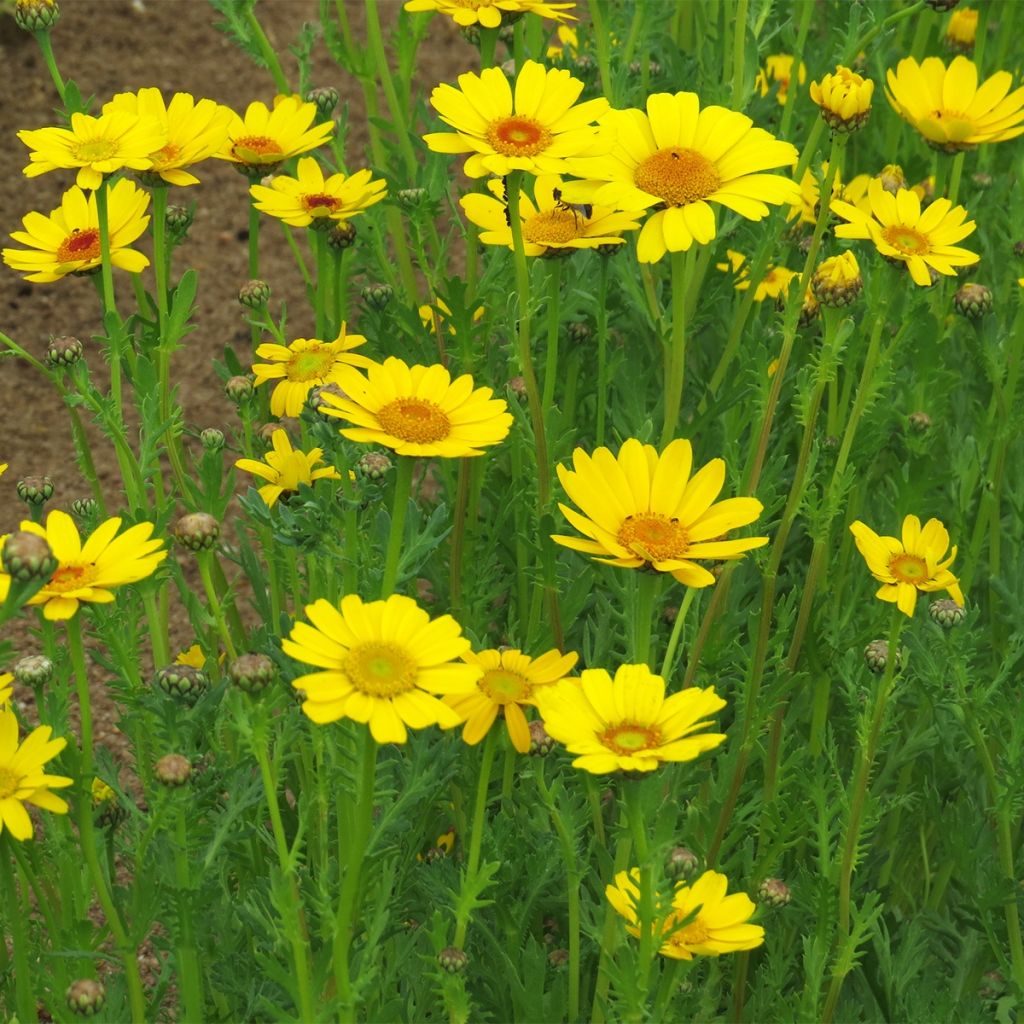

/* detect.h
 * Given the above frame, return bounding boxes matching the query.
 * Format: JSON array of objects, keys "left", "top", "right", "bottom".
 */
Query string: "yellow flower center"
[
  {"left": 670, "top": 917, "right": 711, "bottom": 947},
  {"left": 45, "top": 563, "right": 98, "bottom": 594},
  {"left": 479, "top": 668, "right": 530, "bottom": 705},
  {"left": 151, "top": 142, "right": 182, "bottom": 169},
  {"left": 74, "top": 138, "right": 118, "bottom": 163},
  {"left": 485, "top": 116, "right": 553, "bottom": 157},
  {"left": 0, "top": 765, "right": 21, "bottom": 800},
  {"left": 286, "top": 347, "right": 335, "bottom": 383},
  {"left": 889, "top": 552, "right": 929, "bottom": 584},
  {"left": 617, "top": 514, "right": 689, "bottom": 563},
  {"left": 377, "top": 398, "right": 452, "bottom": 444},
  {"left": 56, "top": 228, "right": 101, "bottom": 264},
  {"left": 524, "top": 209, "right": 583, "bottom": 245},
  {"left": 881, "top": 224, "right": 930, "bottom": 256},
  {"left": 601, "top": 721, "right": 662, "bottom": 754},
  {"left": 232, "top": 135, "right": 285, "bottom": 161},
  {"left": 344, "top": 642, "right": 417, "bottom": 698},
  {"left": 634, "top": 147, "right": 722, "bottom": 207},
  {"left": 302, "top": 193, "right": 342, "bottom": 217}
]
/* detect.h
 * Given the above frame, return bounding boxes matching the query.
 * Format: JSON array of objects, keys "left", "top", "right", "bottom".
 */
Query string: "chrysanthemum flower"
[
  {"left": 102, "top": 88, "right": 231, "bottom": 187},
  {"left": 606, "top": 868, "right": 764, "bottom": 959},
  {"left": 534, "top": 663, "right": 726, "bottom": 774},
  {"left": 788, "top": 164, "right": 871, "bottom": 226},
  {"left": 404, "top": 0, "right": 575, "bottom": 26},
  {"left": 460, "top": 174, "right": 641, "bottom": 255},
  {"left": 546, "top": 25, "right": 579, "bottom": 59},
  {"left": 424, "top": 60, "right": 608, "bottom": 178},
  {"left": 418, "top": 298, "right": 486, "bottom": 336},
  {"left": 3, "top": 179, "right": 151, "bottom": 284},
  {"left": 715, "top": 250, "right": 797, "bottom": 302},
  {"left": 945, "top": 7, "right": 978, "bottom": 51},
  {"left": 18, "top": 110, "right": 166, "bottom": 191},
  {"left": 849, "top": 514, "right": 964, "bottom": 617},
  {"left": 283, "top": 594, "right": 482, "bottom": 742},
  {"left": 565, "top": 92, "right": 800, "bottom": 263},
  {"left": 755, "top": 54, "right": 807, "bottom": 106},
  {"left": 0, "top": 510, "right": 166, "bottom": 621},
  {"left": 830, "top": 179, "right": 979, "bottom": 286},
  {"left": 445, "top": 647, "right": 579, "bottom": 753},
  {"left": 250, "top": 157, "right": 387, "bottom": 228},
  {"left": 0, "top": 673, "right": 12, "bottom": 707},
  {"left": 885, "top": 56, "right": 1024, "bottom": 151},
  {"left": 236, "top": 428, "right": 341, "bottom": 507},
  {"left": 251, "top": 325, "right": 375, "bottom": 417},
  {"left": 217, "top": 96, "right": 334, "bottom": 174},
  {"left": 810, "top": 66, "right": 874, "bottom": 133},
  {"left": 811, "top": 251, "right": 862, "bottom": 307},
  {"left": 320, "top": 357, "right": 513, "bottom": 458},
  {"left": 553, "top": 438, "right": 767, "bottom": 587},
  {"left": 0, "top": 709, "right": 73, "bottom": 840}
]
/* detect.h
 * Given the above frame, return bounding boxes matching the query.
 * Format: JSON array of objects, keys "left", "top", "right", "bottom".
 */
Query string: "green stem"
[
  {"left": 660, "top": 250, "right": 690, "bottom": 447},
  {"left": 173, "top": 807, "right": 204, "bottom": 1023},
  {"left": 248, "top": 199, "right": 262, "bottom": 351},
  {"left": 197, "top": 552, "right": 238, "bottom": 660},
  {"left": 541, "top": 259, "right": 563, "bottom": 420},
  {"left": 449, "top": 458, "right": 471, "bottom": 618},
  {"left": 731, "top": 0, "right": 749, "bottom": 110},
  {"left": 34, "top": 30, "right": 65, "bottom": 102},
  {"left": 381, "top": 456, "right": 414, "bottom": 597},
  {"left": 946, "top": 150, "right": 966, "bottom": 206},
  {"left": 0, "top": 844, "right": 36, "bottom": 1023},
  {"left": 245, "top": 5, "right": 290, "bottom": 93},
  {"left": 659, "top": 587, "right": 696, "bottom": 682},
  {"left": 631, "top": 572, "right": 661, "bottom": 667},
  {"left": 94, "top": 179, "right": 123, "bottom": 415},
  {"left": 778, "top": 0, "right": 814, "bottom": 139},
  {"left": 591, "top": 817, "right": 633, "bottom": 1023},
  {"left": 587, "top": 0, "right": 613, "bottom": 100},
  {"left": 596, "top": 256, "right": 611, "bottom": 446},
  {"left": 314, "top": 229, "right": 329, "bottom": 338}
]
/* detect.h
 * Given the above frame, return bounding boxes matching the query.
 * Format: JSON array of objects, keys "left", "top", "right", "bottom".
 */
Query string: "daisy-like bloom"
[
  {"left": 606, "top": 868, "right": 764, "bottom": 959},
  {"left": 3, "top": 179, "right": 150, "bottom": 284},
  {"left": 715, "top": 250, "right": 797, "bottom": 302},
  {"left": 546, "top": 24, "right": 579, "bottom": 59},
  {"left": 809, "top": 66, "right": 874, "bottom": 133},
  {"left": 849, "top": 514, "right": 964, "bottom": 617},
  {"left": 18, "top": 110, "right": 166, "bottom": 191},
  {"left": 175, "top": 643, "right": 205, "bottom": 669},
  {"left": 445, "top": 647, "right": 579, "bottom": 753},
  {"left": 831, "top": 179, "right": 979, "bottom": 287},
  {"left": 418, "top": 298, "right": 485, "bottom": 336},
  {"left": 460, "top": 174, "right": 641, "bottom": 256},
  {"left": 424, "top": 59, "right": 608, "bottom": 178},
  {"left": 788, "top": 164, "right": 871, "bottom": 226},
  {"left": 534, "top": 663, "right": 726, "bottom": 774},
  {"left": 565, "top": 92, "right": 801, "bottom": 263},
  {"left": 553, "top": 438, "right": 768, "bottom": 587},
  {"left": 249, "top": 157, "right": 387, "bottom": 228},
  {"left": 282, "top": 593, "right": 482, "bottom": 742},
  {"left": 811, "top": 251, "right": 863, "bottom": 307},
  {"left": 102, "top": 88, "right": 231, "bottom": 187},
  {"left": 251, "top": 324, "right": 375, "bottom": 418},
  {"left": 0, "top": 673, "right": 12, "bottom": 707},
  {"left": 0, "top": 510, "right": 166, "bottom": 621},
  {"left": 885, "top": 56, "right": 1024, "bottom": 152},
  {"left": 404, "top": 0, "right": 575, "bottom": 26},
  {"left": 755, "top": 55, "right": 807, "bottom": 106},
  {"left": 946, "top": 7, "right": 978, "bottom": 51},
  {"left": 0, "top": 709, "right": 73, "bottom": 840},
  {"left": 236, "top": 428, "right": 341, "bottom": 507},
  {"left": 320, "top": 357, "right": 513, "bottom": 458},
  {"left": 216, "top": 96, "right": 334, "bottom": 175}
]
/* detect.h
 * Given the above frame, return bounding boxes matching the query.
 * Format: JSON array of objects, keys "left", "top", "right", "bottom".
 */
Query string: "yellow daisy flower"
[
  {"left": 3, "top": 179, "right": 151, "bottom": 284},
  {"left": 553, "top": 438, "right": 767, "bottom": 588},
  {"left": 0, "top": 708, "right": 73, "bottom": 840},
  {"left": 534, "top": 663, "right": 726, "bottom": 774},
  {"left": 102, "top": 88, "right": 231, "bottom": 187},
  {"left": 0, "top": 510, "right": 166, "bottom": 621},
  {"left": 18, "top": 109, "right": 166, "bottom": 191},
  {"left": 607, "top": 868, "right": 765, "bottom": 960},
  {"left": 755, "top": 54, "right": 807, "bottom": 106},
  {"left": 250, "top": 157, "right": 387, "bottom": 228},
  {"left": 809, "top": 66, "right": 874, "bottom": 133},
  {"left": 424, "top": 59, "right": 608, "bottom": 178},
  {"left": 320, "top": 357, "right": 514, "bottom": 458},
  {"left": 251, "top": 324, "right": 375, "bottom": 418},
  {"left": 460, "top": 174, "right": 641, "bottom": 256},
  {"left": 715, "top": 249, "right": 797, "bottom": 302},
  {"left": 445, "top": 647, "right": 579, "bottom": 753},
  {"left": 849, "top": 514, "right": 964, "bottom": 617},
  {"left": 236, "top": 428, "right": 341, "bottom": 507},
  {"left": 946, "top": 7, "right": 978, "bottom": 50},
  {"left": 282, "top": 594, "right": 482, "bottom": 742},
  {"left": 565, "top": 92, "right": 800, "bottom": 263},
  {"left": 830, "top": 179, "right": 979, "bottom": 287},
  {"left": 546, "top": 25, "right": 579, "bottom": 59},
  {"left": 885, "top": 56, "right": 1024, "bottom": 151},
  {"left": 404, "top": 0, "right": 575, "bottom": 26},
  {"left": 788, "top": 164, "right": 871, "bottom": 226},
  {"left": 418, "top": 298, "right": 486, "bottom": 336},
  {"left": 0, "top": 673, "right": 12, "bottom": 707},
  {"left": 217, "top": 96, "right": 334, "bottom": 173}
]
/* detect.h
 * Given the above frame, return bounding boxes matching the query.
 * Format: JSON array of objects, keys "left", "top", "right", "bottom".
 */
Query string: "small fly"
[{"left": 552, "top": 187, "right": 592, "bottom": 227}]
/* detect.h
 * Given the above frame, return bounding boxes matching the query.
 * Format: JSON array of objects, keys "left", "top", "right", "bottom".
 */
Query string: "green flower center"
[
  {"left": 634, "top": 147, "right": 722, "bottom": 207},
  {"left": 479, "top": 668, "right": 529, "bottom": 705},
  {"left": 600, "top": 721, "right": 661, "bottom": 755},
  {"left": 617, "top": 514, "right": 689, "bottom": 563},
  {"left": 485, "top": 116, "right": 553, "bottom": 157},
  {"left": 889, "top": 553, "right": 929, "bottom": 584},
  {"left": 377, "top": 398, "right": 451, "bottom": 444},
  {"left": 286, "top": 347, "right": 336, "bottom": 383},
  {"left": 881, "top": 224, "right": 930, "bottom": 256},
  {"left": 0, "top": 765, "right": 21, "bottom": 800},
  {"left": 74, "top": 138, "right": 118, "bottom": 163},
  {"left": 344, "top": 642, "right": 417, "bottom": 698}
]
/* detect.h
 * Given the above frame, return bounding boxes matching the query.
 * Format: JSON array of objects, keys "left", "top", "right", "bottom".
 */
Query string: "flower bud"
[
  {"left": 864, "top": 639, "right": 900, "bottom": 675},
  {"left": 307, "top": 382, "right": 347, "bottom": 417},
  {"left": 547, "top": 948, "right": 570, "bottom": 969},
  {"left": 506, "top": 375, "right": 527, "bottom": 399},
  {"left": 758, "top": 877, "right": 791, "bottom": 908},
  {"left": 812, "top": 251, "right": 863, "bottom": 307},
  {"left": 305, "top": 86, "right": 339, "bottom": 118},
  {"left": 666, "top": 846, "right": 701, "bottom": 880},
  {"left": 930, "top": 597, "right": 967, "bottom": 628},
  {"left": 91, "top": 777, "right": 127, "bottom": 829},
  {"left": 14, "top": 0, "right": 60, "bottom": 31},
  {"left": 908, "top": 411, "right": 932, "bottom": 433},
  {"left": 174, "top": 512, "right": 220, "bottom": 552},
  {"left": 46, "top": 335, "right": 83, "bottom": 367},
  {"left": 13, "top": 654, "right": 53, "bottom": 687},
  {"left": 65, "top": 979, "right": 105, "bottom": 1017},
  {"left": 397, "top": 187, "right": 429, "bottom": 209},
  {"left": 166, "top": 204, "right": 194, "bottom": 237},
  {"left": 875, "top": 164, "right": 907, "bottom": 195},
  {"left": 1, "top": 530, "right": 57, "bottom": 583},
  {"left": 953, "top": 282, "right": 992, "bottom": 320},
  {"left": 980, "top": 970, "right": 1006, "bottom": 1002},
  {"left": 1013, "top": 241, "right": 1024, "bottom": 259},
  {"left": 809, "top": 66, "right": 874, "bottom": 134},
  {"left": 229, "top": 653, "right": 275, "bottom": 695},
  {"left": 16, "top": 475, "right": 55, "bottom": 507},
  {"left": 528, "top": 718, "right": 555, "bottom": 756},
  {"left": 200, "top": 428, "right": 225, "bottom": 452},
  {"left": 361, "top": 283, "right": 394, "bottom": 311},
  {"left": 155, "top": 753, "right": 192, "bottom": 787},
  {"left": 225, "top": 375, "right": 255, "bottom": 405},
  {"left": 628, "top": 59, "right": 660, "bottom": 78},
  {"left": 438, "top": 947, "right": 469, "bottom": 975},
  {"left": 238, "top": 279, "right": 271, "bottom": 309},
  {"left": 566, "top": 320, "right": 592, "bottom": 343},
  {"left": 71, "top": 497, "right": 99, "bottom": 519},
  {"left": 799, "top": 287, "right": 821, "bottom": 327},
  {"left": 154, "top": 665, "right": 209, "bottom": 706},
  {"left": 327, "top": 221, "right": 358, "bottom": 251},
  {"left": 358, "top": 451, "right": 393, "bottom": 480}
]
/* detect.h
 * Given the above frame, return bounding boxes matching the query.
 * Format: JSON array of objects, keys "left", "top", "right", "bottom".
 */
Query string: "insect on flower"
[{"left": 552, "top": 187, "right": 593, "bottom": 227}]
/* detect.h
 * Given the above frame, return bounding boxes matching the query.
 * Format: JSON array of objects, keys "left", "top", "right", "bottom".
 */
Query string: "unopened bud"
[
  {"left": 327, "top": 221, "right": 357, "bottom": 250},
  {"left": 506, "top": 375, "right": 527, "bottom": 399},
  {"left": 304, "top": 86, "right": 339, "bottom": 118},
  {"left": 528, "top": 718, "right": 555, "bottom": 756},
  {"left": 930, "top": 597, "right": 967, "bottom": 628},
  {"left": 812, "top": 252, "right": 862, "bottom": 307},
  {"left": 13, "top": 654, "right": 53, "bottom": 687},
  {"left": 397, "top": 187, "right": 429, "bottom": 209},
  {"left": 238, "top": 279, "right": 270, "bottom": 309},
  {"left": 666, "top": 846, "right": 701, "bottom": 880},
  {"left": 174, "top": 512, "right": 219, "bottom": 552},
  {"left": 1013, "top": 241, "right": 1024, "bottom": 258},
  {"left": 166, "top": 204, "right": 194, "bottom": 236},
  {"left": 547, "top": 948, "right": 570, "bottom": 968},
  {"left": 154, "top": 664, "right": 209, "bottom": 706},
  {"left": 908, "top": 411, "right": 932, "bottom": 433},
  {"left": 953, "top": 282, "right": 992, "bottom": 320},
  {"left": 16, "top": 475, "right": 54, "bottom": 506},
  {"left": 71, "top": 497, "right": 99, "bottom": 519},
  {"left": 225, "top": 375, "right": 255, "bottom": 405},
  {"left": 758, "top": 877, "right": 791, "bottom": 908},
  {"left": 65, "top": 979, "right": 105, "bottom": 1017},
  {"left": 358, "top": 451, "right": 392, "bottom": 480},
  {"left": 566, "top": 320, "right": 592, "bottom": 343},
  {"left": 980, "top": 970, "right": 1006, "bottom": 1002},
  {"left": 307, "top": 382, "right": 347, "bottom": 416},
  {"left": 155, "top": 753, "right": 192, "bottom": 787},
  {"left": 91, "top": 777, "right": 127, "bottom": 829},
  {"left": 14, "top": 0, "right": 60, "bottom": 32},
  {"left": 361, "top": 283, "right": 394, "bottom": 311},
  {"left": 229, "top": 653, "right": 275, "bottom": 695},
  {"left": 1, "top": 530, "right": 57, "bottom": 583},
  {"left": 46, "top": 335, "right": 83, "bottom": 367},
  {"left": 864, "top": 639, "right": 900, "bottom": 675},
  {"left": 200, "top": 428, "right": 225, "bottom": 452},
  {"left": 876, "top": 164, "right": 907, "bottom": 195},
  {"left": 438, "top": 947, "right": 469, "bottom": 974}
]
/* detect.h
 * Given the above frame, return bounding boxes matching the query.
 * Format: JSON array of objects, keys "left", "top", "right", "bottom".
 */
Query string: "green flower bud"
[
  {"left": 174, "top": 512, "right": 220, "bottom": 552},
  {"left": 438, "top": 946, "right": 469, "bottom": 974},
  {"left": 155, "top": 753, "right": 192, "bottom": 787},
  {"left": 65, "top": 979, "right": 105, "bottom": 1017},
  {"left": 305, "top": 86, "right": 339, "bottom": 118},
  {"left": 154, "top": 665, "right": 209, "bottom": 707},
  {"left": 361, "top": 283, "right": 394, "bottom": 311},
  {"left": 14, "top": 0, "right": 60, "bottom": 32},
  {"left": 528, "top": 719, "right": 554, "bottom": 756},
  {"left": 666, "top": 846, "right": 701, "bottom": 881},
  {"left": 358, "top": 451, "right": 393, "bottom": 480},
  {"left": 71, "top": 497, "right": 99, "bottom": 519},
  {"left": 229, "top": 653, "right": 275, "bottom": 695},
  {"left": 758, "top": 877, "right": 792, "bottom": 908},
  {"left": 46, "top": 335, "right": 83, "bottom": 367},
  {"left": 238, "top": 279, "right": 271, "bottom": 309},
  {"left": 166, "top": 204, "right": 194, "bottom": 237},
  {"left": 1, "top": 530, "right": 57, "bottom": 583},
  {"left": 13, "top": 654, "right": 53, "bottom": 687},
  {"left": 200, "top": 428, "right": 225, "bottom": 452},
  {"left": 953, "top": 282, "right": 992, "bottom": 320},
  {"left": 225, "top": 375, "right": 255, "bottom": 405},
  {"left": 930, "top": 598, "right": 967, "bottom": 628},
  {"left": 16, "top": 475, "right": 55, "bottom": 506},
  {"left": 327, "top": 221, "right": 357, "bottom": 251}
]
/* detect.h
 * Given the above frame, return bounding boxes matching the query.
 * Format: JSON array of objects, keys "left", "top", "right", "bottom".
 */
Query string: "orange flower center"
[
  {"left": 485, "top": 116, "right": 553, "bottom": 157},
  {"left": 151, "top": 142, "right": 182, "bottom": 169},
  {"left": 634, "top": 147, "right": 722, "bottom": 207},
  {"left": 524, "top": 209, "right": 583, "bottom": 245},
  {"left": 344, "top": 642, "right": 417, "bottom": 698},
  {"left": 888, "top": 552, "right": 929, "bottom": 584},
  {"left": 881, "top": 224, "right": 930, "bottom": 255},
  {"left": 302, "top": 193, "right": 342, "bottom": 217},
  {"left": 74, "top": 138, "right": 118, "bottom": 163},
  {"left": 45, "top": 563, "right": 98, "bottom": 594},
  {"left": 479, "top": 668, "right": 530, "bottom": 706},
  {"left": 617, "top": 514, "right": 689, "bottom": 563},
  {"left": 56, "top": 228, "right": 101, "bottom": 264},
  {"left": 286, "top": 347, "right": 336, "bottom": 383},
  {"left": 0, "top": 765, "right": 21, "bottom": 800},
  {"left": 377, "top": 398, "right": 452, "bottom": 444},
  {"left": 231, "top": 135, "right": 285, "bottom": 162},
  {"left": 600, "top": 721, "right": 662, "bottom": 755}
]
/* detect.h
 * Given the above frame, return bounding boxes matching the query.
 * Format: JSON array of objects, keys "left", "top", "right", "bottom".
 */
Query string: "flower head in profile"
[
  {"left": 945, "top": 7, "right": 978, "bottom": 51},
  {"left": 320, "top": 357, "right": 513, "bottom": 458},
  {"left": 565, "top": 92, "right": 800, "bottom": 262},
  {"left": 103, "top": 88, "right": 231, "bottom": 186},
  {"left": 755, "top": 54, "right": 806, "bottom": 106},
  {"left": 0, "top": 510, "right": 166, "bottom": 621},
  {"left": 809, "top": 66, "right": 874, "bottom": 133},
  {"left": 250, "top": 157, "right": 387, "bottom": 228},
  {"left": 0, "top": 673, "right": 12, "bottom": 707},
  {"left": 850, "top": 515, "right": 964, "bottom": 617},
  {"left": 461, "top": 174, "right": 640, "bottom": 256},
  {"left": 18, "top": 109, "right": 166, "bottom": 190},
  {"left": 607, "top": 868, "right": 764, "bottom": 959},
  {"left": 715, "top": 250, "right": 797, "bottom": 302},
  {"left": 3, "top": 179, "right": 151, "bottom": 283},
  {"left": 0, "top": 709, "right": 73, "bottom": 840},
  {"left": 445, "top": 647, "right": 579, "bottom": 753},
  {"left": 251, "top": 324, "right": 374, "bottom": 417},
  {"left": 885, "top": 56, "right": 1024, "bottom": 151},
  {"left": 283, "top": 594, "right": 482, "bottom": 742},
  {"left": 217, "top": 96, "right": 334, "bottom": 173},
  {"left": 424, "top": 59, "right": 608, "bottom": 178},
  {"left": 236, "top": 428, "right": 341, "bottom": 507},
  {"left": 788, "top": 164, "right": 871, "bottom": 226},
  {"left": 535, "top": 664, "right": 726, "bottom": 773},
  {"left": 554, "top": 438, "right": 767, "bottom": 587},
  {"left": 404, "top": 0, "right": 575, "bottom": 26},
  {"left": 811, "top": 251, "right": 863, "bottom": 307},
  {"left": 831, "top": 179, "right": 978, "bottom": 286}
]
